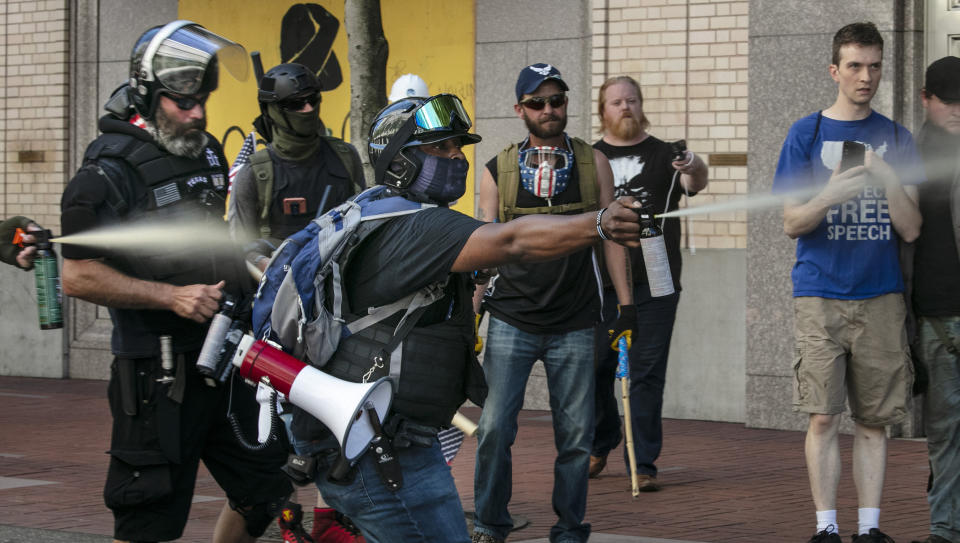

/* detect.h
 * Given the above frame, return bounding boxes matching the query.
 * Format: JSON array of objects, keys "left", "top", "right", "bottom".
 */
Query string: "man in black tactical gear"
[
  {"left": 227, "top": 61, "right": 367, "bottom": 543},
  {"left": 60, "top": 21, "right": 292, "bottom": 543},
  {"left": 228, "top": 62, "right": 364, "bottom": 273},
  {"left": 285, "top": 93, "right": 646, "bottom": 543}
]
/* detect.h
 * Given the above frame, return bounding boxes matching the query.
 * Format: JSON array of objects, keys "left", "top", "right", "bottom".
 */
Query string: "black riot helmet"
[
  {"left": 253, "top": 63, "right": 322, "bottom": 141},
  {"left": 367, "top": 94, "right": 481, "bottom": 189},
  {"left": 128, "top": 20, "right": 248, "bottom": 120}
]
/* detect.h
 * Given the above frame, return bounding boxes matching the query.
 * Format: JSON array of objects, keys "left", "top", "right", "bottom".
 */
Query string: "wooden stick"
[{"left": 618, "top": 336, "right": 640, "bottom": 497}]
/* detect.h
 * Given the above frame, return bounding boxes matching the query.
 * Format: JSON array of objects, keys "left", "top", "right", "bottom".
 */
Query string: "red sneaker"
[{"left": 278, "top": 501, "right": 314, "bottom": 543}]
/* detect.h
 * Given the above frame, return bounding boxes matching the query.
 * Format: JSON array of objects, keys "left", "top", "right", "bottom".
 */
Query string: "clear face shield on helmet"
[
  {"left": 518, "top": 139, "right": 574, "bottom": 204},
  {"left": 134, "top": 21, "right": 248, "bottom": 110}
]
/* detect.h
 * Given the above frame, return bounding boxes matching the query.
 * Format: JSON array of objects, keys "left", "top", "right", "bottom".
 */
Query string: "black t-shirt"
[
  {"left": 913, "top": 124, "right": 960, "bottom": 316},
  {"left": 60, "top": 121, "right": 249, "bottom": 357},
  {"left": 594, "top": 136, "right": 691, "bottom": 292},
  {"left": 344, "top": 206, "right": 484, "bottom": 325},
  {"left": 481, "top": 150, "right": 601, "bottom": 334}
]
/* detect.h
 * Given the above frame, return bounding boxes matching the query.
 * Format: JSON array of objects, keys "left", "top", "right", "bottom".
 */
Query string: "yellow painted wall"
[{"left": 179, "top": 0, "right": 477, "bottom": 214}]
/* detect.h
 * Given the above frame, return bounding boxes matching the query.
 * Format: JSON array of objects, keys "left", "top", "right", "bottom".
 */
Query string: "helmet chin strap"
[{"left": 374, "top": 113, "right": 419, "bottom": 187}]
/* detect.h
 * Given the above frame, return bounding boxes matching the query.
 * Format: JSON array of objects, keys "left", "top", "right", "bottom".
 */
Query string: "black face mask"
[{"left": 406, "top": 149, "right": 469, "bottom": 205}]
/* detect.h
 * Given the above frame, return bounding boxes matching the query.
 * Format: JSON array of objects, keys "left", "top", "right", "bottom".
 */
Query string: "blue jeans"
[
  {"left": 593, "top": 287, "right": 679, "bottom": 477},
  {"left": 473, "top": 316, "right": 594, "bottom": 543},
  {"left": 917, "top": 316, "right": 960, "bottom": 543},
  {"left": 302, "top": 438, "right": 470, "bottom": 543}
]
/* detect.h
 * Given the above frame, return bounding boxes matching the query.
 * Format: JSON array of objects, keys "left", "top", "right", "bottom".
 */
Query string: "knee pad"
[{"left": 230, "top": 496, "right": 287, "bottom": 537}]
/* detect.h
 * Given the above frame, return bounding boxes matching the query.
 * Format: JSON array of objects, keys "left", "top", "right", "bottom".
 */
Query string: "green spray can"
[{"left": 34, "top": 229, "right": 63, "bottom": 330}]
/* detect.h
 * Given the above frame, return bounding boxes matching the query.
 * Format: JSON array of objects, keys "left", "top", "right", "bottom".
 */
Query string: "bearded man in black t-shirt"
[{"left": 589, "top": 76, "right": 708, "bottom": 492}]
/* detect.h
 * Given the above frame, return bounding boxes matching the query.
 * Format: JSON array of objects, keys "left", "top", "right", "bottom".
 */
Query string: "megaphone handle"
[{"left": 367, "top": 408, "right": 403, "bottom": 491}]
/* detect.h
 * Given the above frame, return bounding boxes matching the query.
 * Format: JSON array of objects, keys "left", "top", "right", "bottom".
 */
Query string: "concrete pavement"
[{"left": 0, "top": 376, "right": 933, "bottom": 542}]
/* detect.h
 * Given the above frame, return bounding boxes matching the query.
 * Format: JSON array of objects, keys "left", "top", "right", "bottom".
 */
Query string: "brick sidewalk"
[{"left": 0, "top": 377, "right": 932, "bottom": 542}]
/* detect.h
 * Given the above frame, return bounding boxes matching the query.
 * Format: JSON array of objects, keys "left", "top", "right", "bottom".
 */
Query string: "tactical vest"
[
  {"left": 496, "top": 136, "right": 599, "bottom": 222},
  {"left": 250, "top": 136, "right": 364, "bottom": 239},
  {"left": 82, "top": 129, "right": 230, "bottom": 285},
  {"left": 321, "top": 272, "right": 480, "bottom": 429},
  {"left": 286, "top": 192, "right": 484, "bottom": 439}
]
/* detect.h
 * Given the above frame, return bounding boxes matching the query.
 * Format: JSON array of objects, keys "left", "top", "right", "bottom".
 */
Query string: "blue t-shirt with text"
[{"left": 772, "top": 110, "right": 924, "bottom": 299}]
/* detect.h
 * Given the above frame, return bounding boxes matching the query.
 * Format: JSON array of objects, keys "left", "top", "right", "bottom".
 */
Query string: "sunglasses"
[
  {"left": 519, "top": 94, "right": 567, "bottom": 110},
  {"left": 164, "top": 92, "right": 209, "bottom": 111},
  {"left": 278, "top": 94, "right": 321, "bottom": 112}
]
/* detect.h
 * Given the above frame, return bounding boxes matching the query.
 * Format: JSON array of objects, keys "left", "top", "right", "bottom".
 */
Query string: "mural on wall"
[{"left": 179, "top": 0, "right": 477, "bottom": 214}]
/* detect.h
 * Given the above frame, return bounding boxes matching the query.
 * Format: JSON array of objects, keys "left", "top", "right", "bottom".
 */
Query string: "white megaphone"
[{"left": 231, "top": 334, "right": 393, "bottom": 461}]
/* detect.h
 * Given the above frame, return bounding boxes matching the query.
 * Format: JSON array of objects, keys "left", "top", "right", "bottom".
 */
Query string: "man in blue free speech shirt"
[{"left": 772, "top": 22, "right": 923, "bottom": 543}]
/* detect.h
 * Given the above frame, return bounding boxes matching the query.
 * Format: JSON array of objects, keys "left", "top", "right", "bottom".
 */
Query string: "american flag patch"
[{"left": 154, "top": 182, "right": 181, "bottom": 207}]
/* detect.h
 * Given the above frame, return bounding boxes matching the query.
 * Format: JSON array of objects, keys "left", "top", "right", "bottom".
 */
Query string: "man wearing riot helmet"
[
  {"left": 60, "top": 21, "right": 291, "bottom": 542},
  {"left": 285, "top": 93, "right": 645, "bottom": 542},
  {"left": 228, "top": 62, "right": 364, "bottom": 273}
]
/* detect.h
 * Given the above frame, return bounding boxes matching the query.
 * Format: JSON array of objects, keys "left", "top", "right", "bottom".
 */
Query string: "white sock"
[
  {"left": 816, "top": 510, "right": 838, "bottom": 534},
  {"left": 858, "top": 507, "right": 880, "bottom": 534}
]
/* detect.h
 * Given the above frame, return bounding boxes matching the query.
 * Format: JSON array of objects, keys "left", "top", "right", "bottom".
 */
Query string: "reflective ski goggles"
[
  {"left": 413, "top": 94, "right": 473, "bottom": 132},
  {"left": 519, "top": 145, "right": 571, "bottom": 170},
  {"left": 162, "top": 92, "right": 209, "bottom": 111},
  {"left": 519, "top": 93, "right": 567, "bottom": 111}
]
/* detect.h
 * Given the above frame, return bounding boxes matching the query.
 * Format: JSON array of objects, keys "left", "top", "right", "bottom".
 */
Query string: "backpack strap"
[
  {"left": 496, "top": 143, "right": 521, "bottom": 223},
  {"left": 249, "top": 148, "right": 275, "bottom": 239},
  {"left": 570, "top": 136, "right": 598, "bottom": 211},
  {"left": 321, "top": 135, "right": 364, "bottom": 193},
  {"left": 807, "top": 110, "right": 823, "bottom": 160}
]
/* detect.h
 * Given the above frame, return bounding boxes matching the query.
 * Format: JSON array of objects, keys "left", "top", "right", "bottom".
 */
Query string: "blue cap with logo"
[{"left": 515, "top": 63, "right": 569, "bottom": 102}]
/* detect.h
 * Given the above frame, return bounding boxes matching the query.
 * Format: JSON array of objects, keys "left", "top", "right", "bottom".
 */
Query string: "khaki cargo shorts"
[{"left": 792, "top": 293, "right": 913, "bottom": 426}]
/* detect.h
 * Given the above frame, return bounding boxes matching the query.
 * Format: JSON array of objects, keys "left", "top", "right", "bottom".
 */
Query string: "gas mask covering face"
[
  {"left": 406, "top": 148, "right": 469, "bottom": 205},
  {"left": 518, "top": 142, "right": 574, "bottom": 205}
]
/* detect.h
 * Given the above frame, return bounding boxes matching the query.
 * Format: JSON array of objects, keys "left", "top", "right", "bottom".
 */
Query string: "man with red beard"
[
  {"left": 471, "top": 63, "right": 630, "bottom": 543},
  {"left": 588, "top": 76, "right": 708, "bottom": 490}
]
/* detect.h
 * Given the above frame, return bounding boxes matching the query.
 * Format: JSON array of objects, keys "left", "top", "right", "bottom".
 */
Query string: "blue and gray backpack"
[{"left": 250, "top": 185, "right": 445, "bottom": 368}]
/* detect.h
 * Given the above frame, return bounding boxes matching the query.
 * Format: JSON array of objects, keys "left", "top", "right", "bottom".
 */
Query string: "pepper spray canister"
[
  {"left": 637, "top": 208, "right": 675, "bottom": 298},
  {"left": 34, "top": 230, "right": 63, "bottom": 330},
  {"left": 196, "top": 295, "right": 237, "bottom": 380}
]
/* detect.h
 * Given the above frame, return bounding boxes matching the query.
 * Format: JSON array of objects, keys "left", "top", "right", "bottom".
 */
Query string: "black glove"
[
  {"left": 0, "top": 216, "right": 36, "bottom": 270},
  {"left": 607, "top": 304, "right": 638, "bottom": 351}
]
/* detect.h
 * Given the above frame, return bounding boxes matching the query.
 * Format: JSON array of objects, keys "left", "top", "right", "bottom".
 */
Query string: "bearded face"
[
  {"left": 521, "top": 107, "right": 568, "bottom": 139},
  {"left": 609, "top": 114, "right": 642, "bottom": 141},
  {"left": 147, "top": 101, "right": 209, "bottom": 159}
]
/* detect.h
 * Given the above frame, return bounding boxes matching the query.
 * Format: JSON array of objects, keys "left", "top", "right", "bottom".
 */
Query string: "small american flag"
[{"left": 228, "top": 131, "right": 257, "bottom": 196}]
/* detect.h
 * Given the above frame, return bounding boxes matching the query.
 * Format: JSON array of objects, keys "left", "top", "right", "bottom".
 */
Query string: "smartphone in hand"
[{"left": 839, "top": 140, "right": 865, "bottom": 173}]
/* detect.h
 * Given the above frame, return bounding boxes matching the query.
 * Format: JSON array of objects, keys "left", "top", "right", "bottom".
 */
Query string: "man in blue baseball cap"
[{"left": 471, "top": 63, "right": 632, "bottom": 543}]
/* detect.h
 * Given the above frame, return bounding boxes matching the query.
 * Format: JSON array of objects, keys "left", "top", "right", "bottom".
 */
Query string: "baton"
[{"left": 617, "top": 335, "right": 640, "bottom": 497}]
